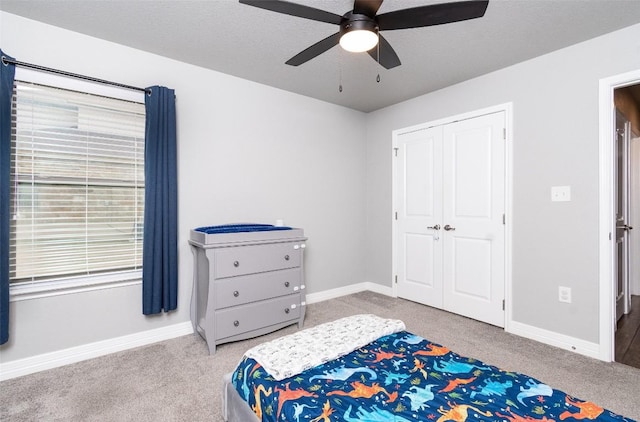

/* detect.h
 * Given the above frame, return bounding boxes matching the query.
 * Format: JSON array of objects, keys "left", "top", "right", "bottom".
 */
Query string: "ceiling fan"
[{"left": 239, "top": 0, "right": 489, "bottom": 69}]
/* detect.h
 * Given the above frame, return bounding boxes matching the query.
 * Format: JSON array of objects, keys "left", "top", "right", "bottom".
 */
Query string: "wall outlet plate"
[
  {"left": 559, "top": 286, "right": 572, "bottom": 303},
  {"left": 551, "top": 186, "right": 571, "bottom": 202}
]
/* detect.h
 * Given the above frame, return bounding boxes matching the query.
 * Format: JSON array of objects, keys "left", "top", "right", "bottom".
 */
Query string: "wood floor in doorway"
[{"left": 616, "top": 295, "right": 640, "bottom": 368}]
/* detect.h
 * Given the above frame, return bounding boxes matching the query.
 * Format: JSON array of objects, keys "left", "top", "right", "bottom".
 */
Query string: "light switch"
[{"left": 551, "top": 186, "right": 571, "bottom": 202}]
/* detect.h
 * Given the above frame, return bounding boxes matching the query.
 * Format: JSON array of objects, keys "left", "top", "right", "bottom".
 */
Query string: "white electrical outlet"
[
  {"left": 558, "top": 286, "right": 572, "bottom": 303},
  {"left": 551, "top": 186, "right": 571, "bottom": 202}
]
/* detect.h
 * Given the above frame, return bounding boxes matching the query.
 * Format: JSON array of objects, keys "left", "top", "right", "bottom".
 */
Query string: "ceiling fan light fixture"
[
  {"left": 339, "top": 15, "right": 379, "bottom": 53},
  {"left": 340, "top": 29, "right": 378, "bottom": 53}
]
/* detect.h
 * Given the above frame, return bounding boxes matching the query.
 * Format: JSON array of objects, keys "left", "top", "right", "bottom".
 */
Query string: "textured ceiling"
[{"left": 2, "top": 0, "right": 640, "bottom": 112}]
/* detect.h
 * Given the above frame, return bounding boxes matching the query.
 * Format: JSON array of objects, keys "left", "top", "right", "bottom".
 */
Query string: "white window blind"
[{"left": 9, "top": 81, "right": 146, "bottom": 285}]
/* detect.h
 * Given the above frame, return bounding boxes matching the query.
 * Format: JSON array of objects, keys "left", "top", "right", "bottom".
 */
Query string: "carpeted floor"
[{"left": 2, "top": 291, "right": 640, "bottom": 421}]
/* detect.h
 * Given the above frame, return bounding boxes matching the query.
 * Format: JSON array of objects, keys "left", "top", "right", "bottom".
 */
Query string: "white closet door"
[
  {"left": 442, "top": 112, "right": 505, "bottom": 327},
  {"left": 395, "top": 111, "right": 505, "bottom": 327},
  {"left": 396, "top": 126, "right": 443, "bottom": 308}
]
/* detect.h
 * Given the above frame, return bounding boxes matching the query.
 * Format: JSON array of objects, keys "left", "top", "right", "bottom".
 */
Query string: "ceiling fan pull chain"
[
  {"left": 339, "top": 50, "right": 343, "bottom": 93},
  {"left": 376, "top": 42, "right": 381, "bottom": 83}
]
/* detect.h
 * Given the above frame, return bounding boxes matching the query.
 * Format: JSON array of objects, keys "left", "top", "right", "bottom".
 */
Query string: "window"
[{"left": 9, "top": 77, "right": 145, "bottom": 295}]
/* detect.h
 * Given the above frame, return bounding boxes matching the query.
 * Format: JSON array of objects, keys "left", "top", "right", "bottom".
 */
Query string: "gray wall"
[
  {"left": 3, "top": 10, "right": 640, "bottom": 365},
  {"left": 365, "top": 22, "right": 640, "bottom": 344},
  {"left": 0, "top": 12, "right": 367, "bottom": 362}
]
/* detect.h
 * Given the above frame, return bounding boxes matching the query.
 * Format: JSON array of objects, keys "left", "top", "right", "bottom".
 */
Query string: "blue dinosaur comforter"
[{"left": 232, "top": 330, "right": 634, "bottom": 422}]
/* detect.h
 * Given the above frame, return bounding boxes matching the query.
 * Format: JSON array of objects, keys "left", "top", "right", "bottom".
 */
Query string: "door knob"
[
  {"left": 427, "top": 224, "right": 441, "bottom": 230},
  {"left": 617, "top": 224, "right": 633, "bottom": 231},
  {"left": 444, "top": 224, "right": 456, "bottom": 231}
]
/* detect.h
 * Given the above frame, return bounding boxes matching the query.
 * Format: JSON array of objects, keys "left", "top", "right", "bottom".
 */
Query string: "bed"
[{"left": 222, "top": 314, "right": 634, "bottom": 422}]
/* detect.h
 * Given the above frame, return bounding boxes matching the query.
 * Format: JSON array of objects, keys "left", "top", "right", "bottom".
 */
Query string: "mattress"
[{"left": 224, "top": 315, "right": 634, "bottom": 422}]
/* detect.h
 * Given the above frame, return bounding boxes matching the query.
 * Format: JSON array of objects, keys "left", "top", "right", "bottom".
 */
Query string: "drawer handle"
[
  {"left": 284, "top": 308, "right": 290, "bottom": 314},
  {"left": 233, "top": 261, "right": 239, "bottom": 267},
  {"left": 234, "top": 320, "right": 240, "bottom": 327},
  {"left": 284, "top": 281, "right": 290, "bottom": 288},
  {"left": 233, "top": 290, "right": 239, "bottom": 297},
  {"left": 284, "top": 255, "right": 290, "bottom": 261}
]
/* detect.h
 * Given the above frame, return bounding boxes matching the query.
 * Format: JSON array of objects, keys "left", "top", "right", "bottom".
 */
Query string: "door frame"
[
  {"left": 391, "top": 103, "right": 513, "bottom": 330},
  {"left": 615, "top": 110, "right": 632, "bottom": 320},
  {"left": 598, "top": 69, "right": 640, "bottom": 362}
]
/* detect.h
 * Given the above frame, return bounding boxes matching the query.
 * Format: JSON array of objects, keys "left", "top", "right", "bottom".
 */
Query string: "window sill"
[{"left": 9, "top": 271, "right": 142, "bottom": 302}]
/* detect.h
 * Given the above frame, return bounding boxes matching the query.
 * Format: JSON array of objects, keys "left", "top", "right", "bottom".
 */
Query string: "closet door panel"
[
  {"left": 443, "top": 111, "right": 505, "bottom": 327},
  {"left": 396, "top": 127, "right": 443, "bottom": 308}
]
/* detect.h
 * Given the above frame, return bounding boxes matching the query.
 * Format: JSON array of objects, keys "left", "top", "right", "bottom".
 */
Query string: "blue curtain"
[
  {"left": 143, "top": 86, "right": 178, "bottom": 315},
  {"left": 0, "top": 51, "right": 16, "bottom": 345}
]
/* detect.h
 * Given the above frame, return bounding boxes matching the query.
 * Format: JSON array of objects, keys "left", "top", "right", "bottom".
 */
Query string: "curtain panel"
[
  {"left": 142, "top": 86, "right": 178, "bottom": 315},
  {"left": 0, "top": 50, "right": 16, "bottom": 345}
]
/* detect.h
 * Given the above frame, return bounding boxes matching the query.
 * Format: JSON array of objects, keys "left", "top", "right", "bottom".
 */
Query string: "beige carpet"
[{"left": 2, "top": 291, "right": 639, "bottom": 421}]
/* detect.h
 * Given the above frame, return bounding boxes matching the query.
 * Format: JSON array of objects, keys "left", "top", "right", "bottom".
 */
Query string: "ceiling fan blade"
[
  {"left": 286, "top": 32, "right": 341, "bottom": 66},
  {"left": 367, "top": 34, "right": 401, "bottom": 69},
  {"left": 353, "top": 0, "right": 384, "bottom": 18},
  {"left": 239, "top": 0, "right": 342, "bottom": 25},
  {"left": 377, "top": 0, "right": 489, "bottom": 30}
]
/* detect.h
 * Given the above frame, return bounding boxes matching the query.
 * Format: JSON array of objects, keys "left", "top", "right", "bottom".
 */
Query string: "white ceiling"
[{"left": 2, "top": 0, "right": 640, "bottom": 112}]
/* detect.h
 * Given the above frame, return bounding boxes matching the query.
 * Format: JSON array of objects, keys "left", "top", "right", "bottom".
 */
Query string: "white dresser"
[{"left": 189, "top": 225, "right": 307, "bottom": 354}]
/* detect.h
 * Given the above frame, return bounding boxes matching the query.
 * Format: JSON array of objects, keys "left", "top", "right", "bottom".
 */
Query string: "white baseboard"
[
  {"left": 306, "top": 281, "right": 394, "bottom": 304},
  {"left": 1, "top": 287, "right": 604, "bottom": 382},
  {"left": 507, "top": 320, "right": 602, "bottom": 360},
  {"left": 1, "top": 284, "right": 395, "bottom": 381},
  {"left": 0, "top": 321, "right": 194, "bottom": 381}
]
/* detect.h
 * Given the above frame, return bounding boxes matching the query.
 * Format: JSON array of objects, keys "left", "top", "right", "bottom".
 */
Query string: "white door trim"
[
  {"left": 598, "top": 69, "right": 640, "bottom": 362},
  {"left": 391, "top": 103, "right": 513, "bottom": 329}
]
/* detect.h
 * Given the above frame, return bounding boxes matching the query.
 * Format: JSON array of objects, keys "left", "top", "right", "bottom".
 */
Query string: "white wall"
[
  {"left": 0, "top": 12, "right": 367, "bottom": 363},
  {"left": 365, "top": 23, "right": 640, "bottom": 344}
]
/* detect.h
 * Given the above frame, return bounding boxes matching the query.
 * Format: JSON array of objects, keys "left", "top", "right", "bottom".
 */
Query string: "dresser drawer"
[
  {"left": 215, "top": 293, "right": 301, "bottom": 340},
  {"left": 215, "top": 268, "right": 301, "bottom": 309},
  {"left": 215, "top": 242, "right": 302, "bottom": 278}
]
